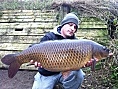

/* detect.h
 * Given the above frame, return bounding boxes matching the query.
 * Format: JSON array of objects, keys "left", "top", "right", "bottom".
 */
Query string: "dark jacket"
[{"left": 31, "top": 25, "right": 77, "bottom": 76}]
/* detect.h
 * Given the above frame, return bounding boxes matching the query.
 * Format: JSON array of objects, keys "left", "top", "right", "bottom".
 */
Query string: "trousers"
[{"left": 32, "top": 69, "right": 85, "bottom": 89}]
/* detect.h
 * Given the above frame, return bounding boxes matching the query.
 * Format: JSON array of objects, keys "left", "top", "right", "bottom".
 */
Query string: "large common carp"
[{"left": 1, "top": 39, "right": 110, "bottom": 78}]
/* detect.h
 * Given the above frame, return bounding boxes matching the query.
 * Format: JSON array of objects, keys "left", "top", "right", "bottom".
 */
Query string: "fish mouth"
[
  {"left": 91, "top": 52, "right": 113, "bottom": 71},
  {"left": 93, "top": 52, "right": 113, "bottom": 61},
  {"left": 108, "top": 52, "right": 113, "bottom": 56}
]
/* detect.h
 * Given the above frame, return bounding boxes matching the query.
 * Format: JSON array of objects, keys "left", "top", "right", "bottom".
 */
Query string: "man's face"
[{"left": 61, "top": 22, "right": 77, "bottom": 38}]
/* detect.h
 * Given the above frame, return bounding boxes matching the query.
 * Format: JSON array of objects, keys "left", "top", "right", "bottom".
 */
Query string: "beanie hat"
[{"left": 61, "top": 13, "right": 80, "bottom": 30}]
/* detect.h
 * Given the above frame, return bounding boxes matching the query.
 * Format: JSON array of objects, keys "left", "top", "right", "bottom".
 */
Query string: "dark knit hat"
[{"left": 61, "top": 13, "right": 80, "bottom": 30}]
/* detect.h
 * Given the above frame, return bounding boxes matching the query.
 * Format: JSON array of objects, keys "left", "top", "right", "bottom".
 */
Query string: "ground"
[
  {"left": 0, "top": 68, "right": 116, "bottom": 89},
  {"left": 0, "top": 69, "right": 36, "bottom": 89}
]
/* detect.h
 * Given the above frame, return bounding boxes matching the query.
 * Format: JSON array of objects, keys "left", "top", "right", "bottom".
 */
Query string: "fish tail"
[
  {"left": 1, "top": 54, "right": 16, "bottom": 65},
  {"left": 1, "top": 54, "right": 22, "bottom": 78},
  {"left": 8, "top": 59, "right": 22, "bottom": 78}
]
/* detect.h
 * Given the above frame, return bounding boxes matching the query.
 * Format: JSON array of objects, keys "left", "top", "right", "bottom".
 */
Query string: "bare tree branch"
[{"left": 52, "top": 0, "right": 118, "bottom": 21}]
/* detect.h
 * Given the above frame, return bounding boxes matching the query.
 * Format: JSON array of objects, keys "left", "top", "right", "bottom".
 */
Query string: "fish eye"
[
  {"left": 103, "top": 46, "right": 109, "bottom": 52},
  {"left": 103, "top": 46, "right": 107, "bottom": 50}
]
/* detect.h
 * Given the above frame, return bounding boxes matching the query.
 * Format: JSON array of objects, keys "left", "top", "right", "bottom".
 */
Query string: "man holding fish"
[{"left": 30, "top": 13, "right": 98, "bottom": 89}]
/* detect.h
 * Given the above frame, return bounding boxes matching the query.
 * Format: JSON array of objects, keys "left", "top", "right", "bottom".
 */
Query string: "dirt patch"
[{"left": 0, "top": 69, "right": 37, "bottom": 89}]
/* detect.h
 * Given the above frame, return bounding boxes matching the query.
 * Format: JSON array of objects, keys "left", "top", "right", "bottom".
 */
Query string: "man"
[{"left": 30, "top": 13, "right": 94, "bottom": 89}]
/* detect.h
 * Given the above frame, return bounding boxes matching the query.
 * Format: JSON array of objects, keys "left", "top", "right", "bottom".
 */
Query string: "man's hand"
[
  {"left": 84, "top": 58, "right": 98, "bottom": 67},
  {"left": 83, "top": 58, "right": 98, "bottom": 71},
  {"left": 29, "top": 60, "right": 42, "bottom": 68},
  {"left": 62, "top": 71, "right": 71, "bottom": 79},
  {"left": 84, "top": 59, "right": 94, "bottom": 67}
]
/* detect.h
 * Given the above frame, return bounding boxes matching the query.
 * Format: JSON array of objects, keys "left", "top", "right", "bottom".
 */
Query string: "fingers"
[
  {"left": 85, "top": 61, "right": 92, "bottom": 67},
  {"left": 30, "top": 60, "right": 34, "bottom": 63},
  {"left": 38, "top": 63, "right": 42, "bottom": 68},
  {"left": 34, "top": 61, "right": 42, "bottom": 68},
  {"left": 29, "top": 60, "right": 42, "bottom": 68},
  {"left": 27, "top": 60, "right": 34, "bottom": 66},
  {"left": 84, "top": 58, "right": 98, "bottom": 68},
  {"left": 34, "top": 61, "right": 38, "bottom": 67}
]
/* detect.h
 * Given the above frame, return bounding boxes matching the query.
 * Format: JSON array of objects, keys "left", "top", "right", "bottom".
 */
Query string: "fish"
[{"left": 1, "top": 39, "right": 110, "bottom": 78}]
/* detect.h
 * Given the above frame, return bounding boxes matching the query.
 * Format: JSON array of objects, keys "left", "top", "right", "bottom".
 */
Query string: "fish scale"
[{"left": 1, "top": 39, "right": 110, "bottom": 78}]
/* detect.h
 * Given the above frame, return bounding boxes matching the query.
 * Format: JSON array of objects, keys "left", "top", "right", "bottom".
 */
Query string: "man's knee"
[{"left": 78, "top": 69, "right": 85, "bottom": 77}]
